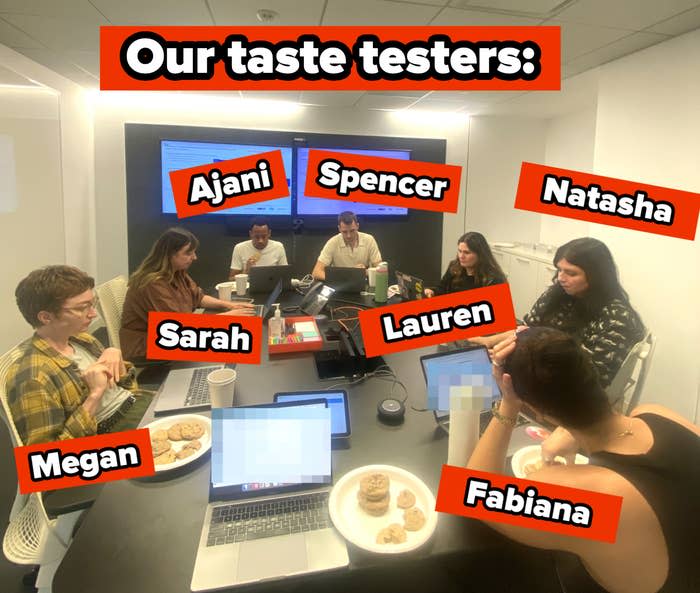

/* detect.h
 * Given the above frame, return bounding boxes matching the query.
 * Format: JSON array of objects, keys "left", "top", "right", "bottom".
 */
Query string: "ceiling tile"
[
  {"left": 299, "top": 91, "right": 365, "bottom": 106},
  {"left": 90, "top": 0, "right": 214, "bottom": 26},
  {"left": 210, "top": 0, "right": 326, "bottom": 26},
  {"left": 432, "top": 90, "right": 530, "bottom": 103},
  {"left": 2, "top": 12, "right": 107, "bottom": 51},
  {"left": 239, "top": 91, "right": 301, "bottom": 102},
  {"left": 0, "top": 15, "right": 43, "bottom": 48},
  {"left": 431, "top": 7, "right": 541, "bottom": 26},
  {"left": 17, "top": 47, "right": 99, "bottom": 87},
  {"left": 448, "top": 0, "right": 565, "bottom": 15},
  {"left": 0, "top": 63, "right": 42, "bottom": 85},
  {"left": 544, "top": 19, "right": 635, "bottom": 62},
  {"left": 0, "top": 0, "right": 102, "bottom": 20},
  {"left": 554, "top": 0, "right": 700, "bottom": 31},
  {"left": 323, "top": 0, "right": 440, "bottom": 25},
  {"left": 389, "top": 0, "right": 446, "bottom": 6},
  {"left": 354, "top": 94, "right": 422, "bottom": 109},
  {"left": 64, "top": 50, "right": 100, "bottom": 77},
  {"left": 646, "top": 6, "right": 700, "bottom": 35},
  {"left": 564, "top": 31, "right": 671, "bottom": 73}
]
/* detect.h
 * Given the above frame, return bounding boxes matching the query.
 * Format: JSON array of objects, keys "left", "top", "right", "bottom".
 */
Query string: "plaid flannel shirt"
[{"left": 6, "top": 333, "right": 137, "bottom": 445}]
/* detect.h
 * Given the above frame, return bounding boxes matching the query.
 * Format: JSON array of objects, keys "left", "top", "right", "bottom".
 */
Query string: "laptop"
[
  {"left": 395, "top": 271, "right": 424, "bottom": 301},
  {"left": 153, "top": 364, "right": 227, "bottom": 416},
  {"left": 190, "top": 403, "right": 349, "bottom": 591},
  {"left": 252, "top": 278, "right": 283, "bottom": 318},
  {"left": 325, "top": 267, "right": 366, "bottom": 293},
  {"left": 249, "top": 265, "right": 292, "bottom": 293}
]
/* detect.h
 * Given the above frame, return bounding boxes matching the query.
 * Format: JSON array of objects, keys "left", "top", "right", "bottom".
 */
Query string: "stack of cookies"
[{"left": 357, "top": 473, "right": 391, "bottom": 516}]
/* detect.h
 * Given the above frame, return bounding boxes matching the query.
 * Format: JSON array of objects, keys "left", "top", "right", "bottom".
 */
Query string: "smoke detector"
[{"left": 256, "top": 9, "right": 279, "bottom": 23}]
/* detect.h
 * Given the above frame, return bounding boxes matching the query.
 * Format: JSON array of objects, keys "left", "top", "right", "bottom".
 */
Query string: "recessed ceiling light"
[{"left": 256, "top": 9, "right": 279, "bottom": 23}]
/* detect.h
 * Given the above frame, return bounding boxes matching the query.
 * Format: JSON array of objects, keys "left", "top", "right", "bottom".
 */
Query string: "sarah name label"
[
  {"left": 146, "top": 311, "right": 262, "bottom": 364},
  {"left": 14, "top": 429, "right": 155, "bottom": 493},
  {"left": 358, "top": 284, "right": 516, "bottom": 357}
]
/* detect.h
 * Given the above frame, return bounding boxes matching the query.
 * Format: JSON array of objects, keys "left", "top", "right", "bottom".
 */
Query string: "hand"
[
  {"left": 82, "top": 363, "right": 112, "bottom": 398},
  {"left": 354, "top": 263, "right": 366, "bottom": 269},
  {"left": 491, "top": 334, "right": 522, "bottom": 414},
  {"left": 97, "top": 347, "right": 126, "bottom": 384},
  {"left": 244, "top": 256, "right": 258, "bottom": 272},
  {"left": 424, "top": 288, "right": 435, "bottom": 298},
  {"left": 220, "top": 304, "right": 255, "bottom": 316},
  {"left": 541, "top": 427, "right": 579, "bottom": 466}
]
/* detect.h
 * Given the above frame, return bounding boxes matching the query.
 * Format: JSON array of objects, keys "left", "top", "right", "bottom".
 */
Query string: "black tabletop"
[{"left": 52, "top": 292, "right": 542, "bottom": 593}]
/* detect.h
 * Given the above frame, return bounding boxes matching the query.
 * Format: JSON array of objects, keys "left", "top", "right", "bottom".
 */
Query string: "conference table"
[{"left": 53, "top": 289, "right": 561, "bottom": 593}]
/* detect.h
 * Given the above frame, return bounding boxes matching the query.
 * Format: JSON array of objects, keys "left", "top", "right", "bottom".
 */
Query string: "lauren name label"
[
  {"left": 358, "top": 284, "right": 516, "bottom": 357},
  {"left": 437, "top": 466, "right": 623, "bottom": 543},
  {"left": 515, "top": 162, "right": 700, "bottom": 240},
  {"left": 14, "top": 429, "right": 155, "bottom": 493},
  {"left": 147, "top": 311, "right": 262, "bottom": 364}
]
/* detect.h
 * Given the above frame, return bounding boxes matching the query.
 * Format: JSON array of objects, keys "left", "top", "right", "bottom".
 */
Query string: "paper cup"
[
  {"left": 235, "top": 274, "right": 248, "bottom": 296},
  {"left": 215, "top": 281, "right": 236, "bottom": 301},
  {"left": 207, "top": 368, "right": 237, "bottom": 408},
  {"left": 368, "top": 267, "right": 377, "bottom": 288}
]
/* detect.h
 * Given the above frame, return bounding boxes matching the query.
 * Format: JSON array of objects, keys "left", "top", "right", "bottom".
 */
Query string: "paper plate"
[
  {"left": 328, "top": 464, "right": 438, "bottom": 554},
  {"left": 511, "top": 445, "right": 588, "bottom": 479},
  {"left": 143, "top": 414, "right": 212, "bottom": 472}
]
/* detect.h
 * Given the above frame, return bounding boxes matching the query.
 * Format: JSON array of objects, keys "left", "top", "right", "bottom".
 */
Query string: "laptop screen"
[
  {"left": 274, "top": 391, "right": 350, "bottom": 437},
  {"left": 420, "top": 345, "right": 500, "bottom": 414},
  {"left": 211, "top": 405, "right": 332, "bottom": 499}
]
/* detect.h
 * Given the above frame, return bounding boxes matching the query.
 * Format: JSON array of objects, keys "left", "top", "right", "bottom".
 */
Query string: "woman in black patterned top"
[
  {"left": 522, "top": 238, "right": 645, "bottom": 387},
  {"left": 424, "top": 231, "right": 507, "bottom": 298}
]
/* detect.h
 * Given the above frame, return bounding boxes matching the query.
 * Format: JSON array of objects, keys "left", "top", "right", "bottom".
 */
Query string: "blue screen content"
[
  {"left": 422, "top": 348, "right": 500, "bottom": 412},
  {"left": 296, "top": 147, "right": 411, "bottom": 215},
  {"left": 161, "top": 140, "right": 292, "bottom": 215},
  {"left": 276, "top": 392, "right": 347, "bottom": 435},
  {"left": 211, "top": 406, "right": 331, "bottom": 489}
]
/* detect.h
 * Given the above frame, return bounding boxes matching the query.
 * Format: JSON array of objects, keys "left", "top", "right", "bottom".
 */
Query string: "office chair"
[
  {"left": 0, "top": 344, "right": 85, "bottom": 593},
  {"left": 606, "top": 331, "right": 656, "bottom": 414},
  {"left": 95, "top": 275, "right": 128, "bottom": 349}
]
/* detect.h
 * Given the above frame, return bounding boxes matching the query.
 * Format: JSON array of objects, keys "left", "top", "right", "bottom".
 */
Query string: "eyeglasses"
[{"left": 61, "top": 297, "right": 98, "bottom": 315}]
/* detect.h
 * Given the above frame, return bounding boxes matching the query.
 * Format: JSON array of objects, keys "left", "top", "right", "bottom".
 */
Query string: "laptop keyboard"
[
  {"left": 207, "top": 492, "right": 331, "bottom": 546},
  {"left": 183, "top": 368, "right": 212, "bottom": 407}
]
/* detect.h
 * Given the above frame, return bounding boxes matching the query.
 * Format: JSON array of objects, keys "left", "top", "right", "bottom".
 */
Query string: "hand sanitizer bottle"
[{"left": 269, "top": 303, "right": 283, "bottom": 339}]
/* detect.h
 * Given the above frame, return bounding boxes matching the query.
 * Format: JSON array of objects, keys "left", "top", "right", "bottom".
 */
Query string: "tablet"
[{"left": 274, "top": 390, "right": 350, "bottom": 438}]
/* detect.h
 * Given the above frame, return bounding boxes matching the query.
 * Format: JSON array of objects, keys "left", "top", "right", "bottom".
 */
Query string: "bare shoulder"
[{"left": 630, "top": 404, "right": 699, "bottom": 436}]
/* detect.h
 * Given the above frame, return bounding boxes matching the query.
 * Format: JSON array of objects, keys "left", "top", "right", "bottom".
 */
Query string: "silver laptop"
[
  {"left": 191, "top": 404, "right": 349, "bottom": 591},
  {"left": 153, "top": 364, "right": 225, "bottom": 416},
  {"left": 252, "top": 278, "right": 283, "bottom": 318}
]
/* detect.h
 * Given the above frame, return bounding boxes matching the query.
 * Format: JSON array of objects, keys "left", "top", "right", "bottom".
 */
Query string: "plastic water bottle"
[{"left": 374, "top": 262, "right": 388, "bottom": 303}]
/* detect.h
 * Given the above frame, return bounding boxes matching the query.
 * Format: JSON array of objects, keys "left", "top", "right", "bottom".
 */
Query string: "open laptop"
[
  {"left": 191, "top": 403, "right": 349, "bottom": 591},
  {"left": 325, "top": 267, "right": 366, "bottom": 293},
  {"left": 152, "top": 363, "right": 227, "bottom": 416},
  {"left": 395, "top": 271, "right": 424, "bottom": 301},
  {"left": 249, "top": 265, "right": 292, "bottom": 293},
  {"left": 252, "top": 278, "right": 283, "bottom": 318}
]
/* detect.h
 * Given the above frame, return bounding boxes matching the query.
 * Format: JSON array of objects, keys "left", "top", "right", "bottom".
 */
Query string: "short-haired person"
[
  {"left": 472, "top": 238, "right": 644, "bottom": 387},
  {"left": 120, "top": 227, "right": 253, "bottom": 360},
  {"left": 229, "top": 217, "right": 288, "bottom": 279},
  {"left": 312, "top": 211, "right": 382, "bottom": 281},
  {"left": 424, "top": 232, "right": 507, "bottom": 298},
  {"left": 7, "top": 266, "right": 150, "bottom": 445},
  {"left": 468, "top": 327, "right": 699, "bottom": 593}
]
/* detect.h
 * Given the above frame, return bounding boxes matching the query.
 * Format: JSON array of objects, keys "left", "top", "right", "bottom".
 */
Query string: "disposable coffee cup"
[
  {"left": 215, "top": 281, "right": 236, "bottom": 301},
  {"left": 368, "top": 267, "right": 377, "bottom": 288},
  {"left": 235, "top": 274, "right": 248, "bottom": 296},
  {"left": 207, "top": 368, "right": 237, "bottom": 408}
]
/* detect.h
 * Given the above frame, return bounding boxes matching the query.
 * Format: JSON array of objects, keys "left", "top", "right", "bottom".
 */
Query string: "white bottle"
[{"left": 268, "top": 303, "right": 283, "bottom": 339}]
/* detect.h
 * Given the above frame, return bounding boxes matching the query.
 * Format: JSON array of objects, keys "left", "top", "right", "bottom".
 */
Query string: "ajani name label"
[{"left": 380, "top": 301, "right": 494, "bottom": 343}]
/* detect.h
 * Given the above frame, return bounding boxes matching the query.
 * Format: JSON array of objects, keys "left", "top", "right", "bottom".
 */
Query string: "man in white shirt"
[
  {"left": 312, "top": 211, "right": 382, "bottom": 281},
  {"left": 229, "top": 217, "right": 288, "bottom": 279}
]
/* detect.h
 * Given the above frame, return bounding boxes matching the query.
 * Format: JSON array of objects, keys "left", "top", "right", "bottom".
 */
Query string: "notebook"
[
  {"left": 190, "top": 403, "right": 348, "bottom": 591},
  {"left": 152, "top": 364, "right": 225, "bottom": 416}
]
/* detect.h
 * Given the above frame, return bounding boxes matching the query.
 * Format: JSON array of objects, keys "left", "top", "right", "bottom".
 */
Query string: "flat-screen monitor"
[
  {"left": 161, "top": 139, "right": 293, "bottom": 216},
  {"left": 296, "top": 147, "right": 411, "bottom": 216}
]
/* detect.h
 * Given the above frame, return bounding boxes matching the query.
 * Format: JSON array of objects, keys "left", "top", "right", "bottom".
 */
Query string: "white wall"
[
  {"left": 464, "top": 116, "right": 546, "bottom": 245},
  {"left": 91, "top": 94, "right": 470, "bottom": 281},
  {"left": 590, "top": 29, "right": 700, "bottom": 420}
]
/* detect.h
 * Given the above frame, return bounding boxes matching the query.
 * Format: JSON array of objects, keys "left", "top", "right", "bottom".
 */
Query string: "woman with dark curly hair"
[
  {"left": 467, "top": 327, "right": 699, "bottom": 593},
  {"left": 473, "top": 238, "right": 644, "bottom": 387},
  {"left": 424, "top": 231, "right": 507, "bottom": 298}
]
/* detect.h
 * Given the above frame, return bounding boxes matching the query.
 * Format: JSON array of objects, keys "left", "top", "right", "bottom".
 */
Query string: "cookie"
[
  {"left": 150, "top": 429, "right": 168, "bottom": 441},
  {"left": 397, "top": 489, "right": 416, "bottom": 509},
  {"left": 376, "top": 523, "right": 407, "bottom": 544},
  {"left": 176, "top": 447, "right": 196, "bottom": 460},
  {"left": 151, "top": 439, "right": 171, "bottom": 457},
  {"left": 153, "top": 449, "right": 177, "bottom": 465},
  {"left": 180, "top": 422, "right": 205, "bottom": 440},
  {"left": 183, "top": 439, "right": 202, "bottom": 451},
  {"left": 403, "top": 507, "right": 426, "bottom": 531},
  {"left": 358, "top": 490, "right": 390, "bottom": 516},
  {"left": 359, "top": 473, "right": 390, "bottom": 501},
  {"left": 167, "top": 423, "right": 184, "bottom": 441}
]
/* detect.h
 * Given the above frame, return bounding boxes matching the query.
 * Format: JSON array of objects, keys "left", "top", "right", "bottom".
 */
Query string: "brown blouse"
[{"left": 119, "top": 272, "right": 204, "bottom": 359}]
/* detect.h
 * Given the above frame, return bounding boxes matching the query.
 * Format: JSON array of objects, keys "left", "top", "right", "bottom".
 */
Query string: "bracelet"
[{"left": 492, "top": 400, "right": 518, "bottom": 427}]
